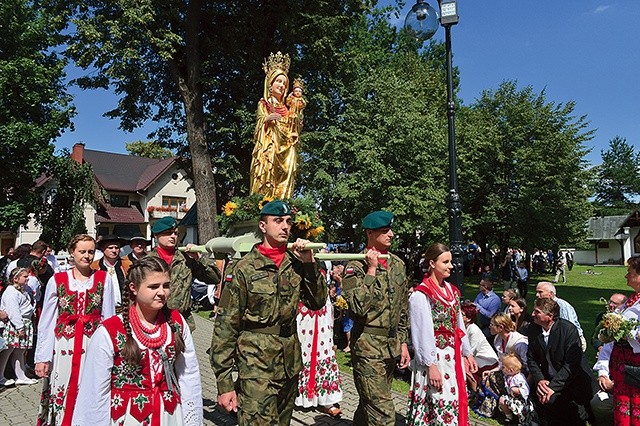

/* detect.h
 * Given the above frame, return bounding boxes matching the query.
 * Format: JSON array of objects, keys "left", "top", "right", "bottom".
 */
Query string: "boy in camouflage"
[
  {"left": 210, "top": 200, "right": 327, "bottom": 425},
  {"left": 148, "top": 216, "right": 220, "bottom": 332},
  {"left": 341, "top": 210, "right": 410, "bottom": 425}
]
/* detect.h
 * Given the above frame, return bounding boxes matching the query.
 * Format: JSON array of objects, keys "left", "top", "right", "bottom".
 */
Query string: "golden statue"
[{"left": 249, "top": 52, "right": 305, "bottom": 199}]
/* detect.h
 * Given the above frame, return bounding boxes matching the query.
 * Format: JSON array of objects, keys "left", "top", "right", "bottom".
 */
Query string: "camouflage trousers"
[
  {"left": 183, "top": 312, "right": 196, "bottom": 332},
  {"left": 352, "top": 354, "right": 396, "bottom": 426},
  {"left": 237, "top": 375, "right": 298, "bottom": 426}
]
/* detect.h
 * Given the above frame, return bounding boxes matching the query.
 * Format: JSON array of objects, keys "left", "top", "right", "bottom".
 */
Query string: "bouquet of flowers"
[
  {"left": 595, "top": 312, "right": 640, "bottom": 344},
  {"left": 219, "top": 193, "right": 325, "bottom": 241},
  {"left": 333, "top": 295, "right": 348, "bottom": 311}
]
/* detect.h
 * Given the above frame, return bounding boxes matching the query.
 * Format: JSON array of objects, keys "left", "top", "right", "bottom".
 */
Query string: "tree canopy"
[
  {"left": 125, "top": 140, "right": 174, "bottom": 160},
  {"left": 457, "top": 81, "right": 594, "bottom": 254},
  {"left": 0, "top": 0, "right": 73, "bottom": 231},
  {"left": 592, "top": 136, "right": 640, "bottom": 215}
]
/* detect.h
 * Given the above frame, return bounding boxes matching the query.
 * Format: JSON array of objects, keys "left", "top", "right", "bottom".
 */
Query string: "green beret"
[
  {"left": 362, "top": 210, "right": 394, "bottom": 230},
  {"left": 259, "top": 200, "right": 292, "bottom": 216},
  {"left": 151, "top": 216, "right": 178, "bottom": 235}
]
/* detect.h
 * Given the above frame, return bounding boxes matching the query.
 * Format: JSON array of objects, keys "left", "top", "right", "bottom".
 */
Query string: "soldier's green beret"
[
  {"left": 362, "top": 210, "right": 394, "bottom": 230},
  {"left": 151, "top": 216, "right": 178, "bottom": 235},
  {"left": 259, "top": 200, "right": 292, "bottom": 216}
]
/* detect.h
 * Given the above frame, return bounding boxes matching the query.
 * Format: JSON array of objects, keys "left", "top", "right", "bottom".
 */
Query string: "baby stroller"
[{"left": 191, "top": 279, "right": 215, "bottom": 312}]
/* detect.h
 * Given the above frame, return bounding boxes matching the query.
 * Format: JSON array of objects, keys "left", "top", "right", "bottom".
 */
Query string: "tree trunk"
[{"left": 169, "top": 0, "right": 219, "bottom": 242}]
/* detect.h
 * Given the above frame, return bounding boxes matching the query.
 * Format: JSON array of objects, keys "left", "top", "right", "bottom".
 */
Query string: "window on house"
[
  {"left": 110, "top": 194, "right": 129, "bottom": 207},
  {"left": 598, "top": 242, "right": 610, "bottom": 249},
  {"left": 162, "top": 196, "right": 187, "bottom": 211}
]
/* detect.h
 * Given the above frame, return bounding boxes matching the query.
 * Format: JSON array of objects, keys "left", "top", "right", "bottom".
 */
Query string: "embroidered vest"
[
  {"left": 54, "top": 270, "right": 106, "bottom": 339},
  {"left": 105, "top": 310, "right": 183, "bottom": 423},
  {"left": 415, "top": 282, "right": 461, "bottom": 350}
]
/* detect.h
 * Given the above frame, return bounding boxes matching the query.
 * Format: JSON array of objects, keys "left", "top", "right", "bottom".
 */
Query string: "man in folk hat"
[
  {"left": 341, "top": 210, "right": 410, "bottom": 426},
  {"left": 91, "top": 234, "right": 128, "bottom": 306},
  {"left": 120, "top": 234, "right": 150, "bottom": 273},
  {"left": 210, "top": 200, "right": 327, "bottom": 425},
  {"left": 148, "top": 216, "right": 220, "bottom": 332}
]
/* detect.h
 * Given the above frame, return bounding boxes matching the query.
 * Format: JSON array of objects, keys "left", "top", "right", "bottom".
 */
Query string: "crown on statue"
[
  {"left": 292, "top": 77, "right": 305, "bottom": 90},
  {"left": 262, "top": 51, "right": 291, "bottom": 76}
]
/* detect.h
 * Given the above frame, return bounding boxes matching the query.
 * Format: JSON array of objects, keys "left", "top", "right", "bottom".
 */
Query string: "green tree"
[
  {"left": 126, "top": 140, "right": 174, "bottom": 159},
  {"left": 300, "top": 12, "right": 451, "bottom": 253},
  {"left": 0, "top": 0, "right": 73, "bottom": 231},
  {"left": 592, "top": 136, "right": 640, "bottom": 215},
  {"left": 35, "top": 152, "right": 96, "bottom": 251},
  {"left": 457, "top": 81, "right": 594, "bottom": 255}
]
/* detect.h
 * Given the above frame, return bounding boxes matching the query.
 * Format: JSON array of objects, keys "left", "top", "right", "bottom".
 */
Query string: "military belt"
[
  {"left": 362, "top": 325, "right": 397, "bottom": 338},
  {"left": 242, "top": 321, "right": 295, "bottom": 338}
]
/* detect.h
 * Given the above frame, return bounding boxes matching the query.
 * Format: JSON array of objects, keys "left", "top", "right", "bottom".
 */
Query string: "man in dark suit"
[{"left": 527, "top": 297, "right": 593, "bottom": 425}]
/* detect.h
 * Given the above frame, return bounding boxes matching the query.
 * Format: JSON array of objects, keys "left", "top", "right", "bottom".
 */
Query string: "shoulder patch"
[
  {"left": 345, "top": 267, "right": 354, "bottom": 275},
  {"left": 225, "top": 274, "right": 233, "bottom": 282}
]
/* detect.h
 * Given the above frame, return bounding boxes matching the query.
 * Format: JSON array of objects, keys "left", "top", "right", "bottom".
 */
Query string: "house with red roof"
[{"left": 15, "top": 143, "right": 195, "bottom": 245}]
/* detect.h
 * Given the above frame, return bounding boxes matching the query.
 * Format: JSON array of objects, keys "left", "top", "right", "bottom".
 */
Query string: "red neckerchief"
[
  {"left": 257, "top": 244, "right": 287, "bottom": 268},
  {"left": 366, "top": 247, "right": 389, "bottom": 269},
  {"left": 156, "top": 246, "right": 175, "bottom": 266}
]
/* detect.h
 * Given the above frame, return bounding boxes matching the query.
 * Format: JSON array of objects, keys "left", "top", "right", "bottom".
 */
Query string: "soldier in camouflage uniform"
[
  {"left": 147, "top": 216, "right": 220, "bottom": 332},
  {"left": 210, "top": 200, "right": 327, "bottom": 425},
  {"left": 341, "top": 210, "right": 410, "bottom": 426}
]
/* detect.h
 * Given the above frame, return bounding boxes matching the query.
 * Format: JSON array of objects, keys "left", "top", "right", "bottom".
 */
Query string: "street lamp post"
[{"left": 405, "top": 0, "right": 465, "bottom": 293}]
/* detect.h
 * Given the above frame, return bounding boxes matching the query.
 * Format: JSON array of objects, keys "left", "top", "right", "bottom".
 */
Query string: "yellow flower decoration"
[
  {"left": 223, "top": 201, "right": 238, "bottom": 217},
  {"left": 258, "top": 196, "right": 274, "bottom": 210},
  {"left": 308, "top": 226, "right": 325, "bottom": 238}
]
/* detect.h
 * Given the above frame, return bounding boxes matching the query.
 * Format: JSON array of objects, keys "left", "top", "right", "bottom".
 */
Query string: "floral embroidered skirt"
[
  {"left": 0, "top": 317, "right": 34, "bottom": 349},
  {"left": 611, "top": 343, "right": 640, "bottom": 426},
  {"left": 37, "top": 334, "right": 90, "bottom": 426},
  {"left": 295, "top": 296, "right": 343, "bottom": 408},
  {"left": 407, "top": 346, "right": 465, "bottom": 426}
]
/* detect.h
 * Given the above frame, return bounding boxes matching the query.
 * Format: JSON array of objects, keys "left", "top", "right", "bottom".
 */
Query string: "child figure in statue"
[{"left": 286, "top": 77, "right": 307, "bottom": 141}]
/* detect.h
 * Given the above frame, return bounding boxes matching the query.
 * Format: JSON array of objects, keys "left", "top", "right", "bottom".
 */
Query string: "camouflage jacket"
[
  {"left": 341, "top": 252, "right": 409, "bottom": 359},
  {"left": 210, "top": 245, "right": 327, "bottom": 394},
  {"left": 148, "top": 249, "right": 220, "bottom": 314}
]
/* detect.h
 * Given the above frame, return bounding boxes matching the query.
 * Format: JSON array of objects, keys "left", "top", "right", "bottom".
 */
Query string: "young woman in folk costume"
[
  {"left": 407, "top": 242, "right": 478, "bottom": 426},
  {"left": 35, "top": 234, "right": 117, "bottom": 426},
  {"left": 72, "top": 256, "right": 203, "bottom": 426}
]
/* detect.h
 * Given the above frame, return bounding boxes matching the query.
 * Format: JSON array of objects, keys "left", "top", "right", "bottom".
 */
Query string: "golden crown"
[
  {"left": 292, "top": 77, "right": 305, "bottom": 90},
  {"left": 262, "top": 51, "right": 291, "bottom": 76}
]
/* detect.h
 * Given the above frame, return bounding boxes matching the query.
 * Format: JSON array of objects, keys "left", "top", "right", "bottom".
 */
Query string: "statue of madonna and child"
[{"left": 249, "top": 51, "right": 307, "bottom": 200}]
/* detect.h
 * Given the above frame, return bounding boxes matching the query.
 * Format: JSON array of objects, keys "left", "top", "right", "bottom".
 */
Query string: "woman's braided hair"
[{"left": 121, "top": 256, "right": 185, "bottom": 366}]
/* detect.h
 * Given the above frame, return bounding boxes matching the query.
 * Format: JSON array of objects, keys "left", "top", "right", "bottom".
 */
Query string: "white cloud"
[{"left": 594, "top": 5, "right": 610, "bottom": 13}]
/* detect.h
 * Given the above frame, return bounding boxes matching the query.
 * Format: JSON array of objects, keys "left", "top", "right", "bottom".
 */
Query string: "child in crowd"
[
  {"left": 0, "top": 267, "right": 38, "bottom": 386},
  {"left": 72, "top": 256, "right": 203, "bottom": 425},
  {"left": 498, "top": 352, "right": 530, "bottom": 424},
  {"left": 35, "top": 234, "right": 116, "bottom": 425}
]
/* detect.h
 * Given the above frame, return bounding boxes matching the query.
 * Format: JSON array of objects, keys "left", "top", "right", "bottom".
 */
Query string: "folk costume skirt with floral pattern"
[
  {"left": 295, "top": 296, "right": 343, "bottom": 408},
  {"left": 0, "top": 317, "right": 34, "bottom": 349},
  {"left": 611, "top": 342, "right": 640, "bottom": 426},
  {"left": 408, "top": 346, "right": 462, "bottom": 425}
]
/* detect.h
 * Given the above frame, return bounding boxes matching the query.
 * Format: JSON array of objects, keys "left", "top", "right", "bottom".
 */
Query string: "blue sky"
[{"left": 55, "top": 1, "right": 639, "bottom": 166}]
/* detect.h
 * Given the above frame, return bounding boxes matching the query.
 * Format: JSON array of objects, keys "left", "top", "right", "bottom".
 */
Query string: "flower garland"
[{"left": 219, "top": 193, "right": 325, "bottom": 241}]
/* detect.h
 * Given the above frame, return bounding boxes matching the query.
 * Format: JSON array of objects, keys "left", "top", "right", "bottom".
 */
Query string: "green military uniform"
[
  {"left": 210, "top": 245, "right": 327, "bottom": 425},
  {"left": 341, "top": 211, "right": 409, "bottom": 426},
  {"left": 148, "top": 248, "right": 220, "bottom": 331}
]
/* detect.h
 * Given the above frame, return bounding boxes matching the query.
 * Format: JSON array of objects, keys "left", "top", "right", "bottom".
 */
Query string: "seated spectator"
[
  {"left": 501, "top": 289, "right": 517, "bottom": 314},
  {"left": 528, "top": 298, "right": 592, "bottom": 425},
  {"left": 591, "top": 342, "right": 614, "bottom": 426},
  {"left": 508, "top": 297, "right": 533, "bottom": 335},
  {"left": 536, "top": 281, "right": 586, "bottom": 352},
  {"left": 489, "top": 313, "right": 528, "bottom": 375},
  {"left": 592, "top": 293, "right": 626, "bottom": 353},
  {"left": 461, "top": 301, "right": 499, "bottom": 392},
  {"left": 474, "top": 278, "right": 502, "bottom": 342}
]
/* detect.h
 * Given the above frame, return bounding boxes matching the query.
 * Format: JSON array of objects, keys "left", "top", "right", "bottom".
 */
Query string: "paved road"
[{"left": 0, "top": 315, "right": 489, "bottom": 425}]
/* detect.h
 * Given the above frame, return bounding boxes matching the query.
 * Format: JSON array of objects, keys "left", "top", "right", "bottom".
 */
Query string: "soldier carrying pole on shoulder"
[
  {"left": 210, "top": 200, "right": 327, "bottom": 425},
  {"left": 341, "top": 210, "right": 410, "bottom": 426}
]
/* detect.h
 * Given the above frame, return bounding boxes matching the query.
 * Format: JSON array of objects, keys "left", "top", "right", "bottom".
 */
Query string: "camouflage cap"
[
  {"left": 362, "top": 210, "right": 394, "bottom": 230},
  {"left": 151, "top": 216, "right": 178, "bottom": 235},
  {"left": 259, "top": 200, "right": 292, "bottom": 216}
]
